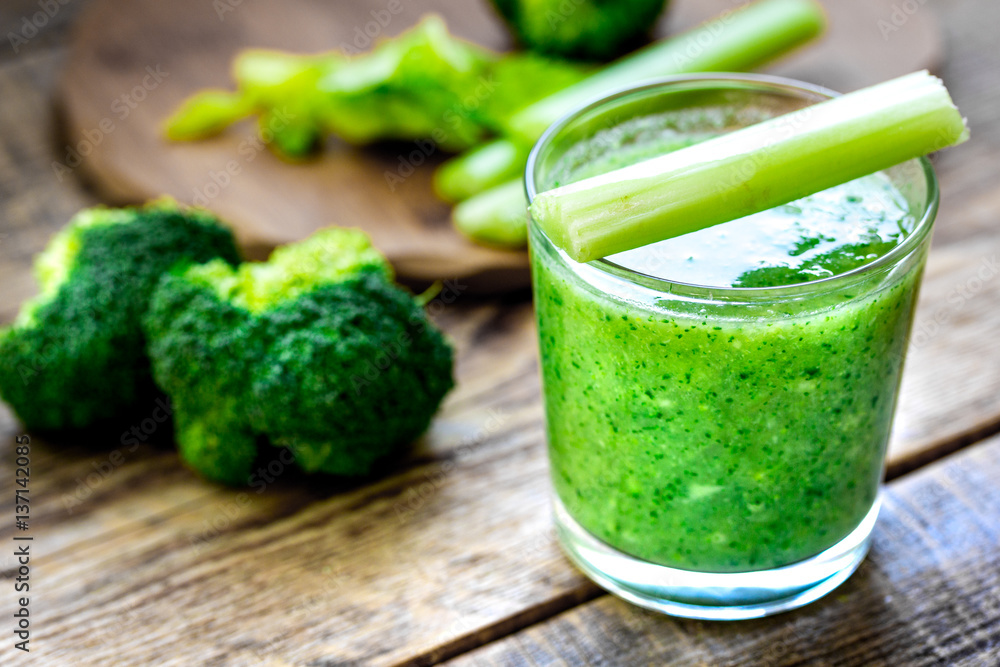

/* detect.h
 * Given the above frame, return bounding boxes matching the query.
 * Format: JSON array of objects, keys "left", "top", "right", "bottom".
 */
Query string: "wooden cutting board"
[{"left": 56, "top": 0, "right": 942, "bottom": 292}]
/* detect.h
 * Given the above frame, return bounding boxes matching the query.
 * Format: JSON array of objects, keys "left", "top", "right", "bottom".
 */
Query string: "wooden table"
[{"left": 1, "top": 1, "right": 999, "bottom": 664}]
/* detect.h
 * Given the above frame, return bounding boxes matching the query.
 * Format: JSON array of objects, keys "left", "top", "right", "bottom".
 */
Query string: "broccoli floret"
[
  {"left": 143, "top": 228, "right": 454, "bottom": 485},
  {"left": 0, "top": 201, "right": 241, "bottom": 431},
  {"left": 491, "top": 0, "right": 670, "bottom": 61}
]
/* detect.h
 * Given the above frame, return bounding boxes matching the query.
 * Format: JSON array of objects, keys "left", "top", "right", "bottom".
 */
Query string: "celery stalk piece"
[
  {"left": 531, "top": 71, "right": 969, "bottom": 263},
  {"left": 434, "top": 140, "right": 529, "bottom": 203},
  {"left": 453, "top": 179, "right": 529, "bottom": 248},
  {"left": 439, "top": 0, "right": 825, "bottom": 214},
  {"left": 508, "top": 0, "right": 826, "bottom": 144},
  {"left": 164, "top": 90, "right": 254, "bottom": 141}
]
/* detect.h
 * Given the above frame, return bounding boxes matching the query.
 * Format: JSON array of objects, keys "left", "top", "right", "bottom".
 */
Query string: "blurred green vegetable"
[
  {"left": 433, "top": 139, "right": 530, "bottom": 203},
  {"left": 507, "top": 0, "right": 826, "bottom": 143},
  {"left": 164, "top": 16, "right": 588, "bottom": 158},
  {"left": 0, "top": 201, "right": 241, "bottom": 431},
  {"left": 164, "top": 3, "right": 826, "bottom": 254},
  {"left": 143, "top": 228, "right": 454, "bottom": 485},
  {"left": 439, "top": 0, "right": 826, "bottom": 246},
  {"left": 165, "top": 91, "right": 253, "bottom": 141},
  {"left": 490, "top": 0, "right": 670, "bottom": 61},
  {"left": 453, "top": 179, "right": 530, "bottom": 248}
]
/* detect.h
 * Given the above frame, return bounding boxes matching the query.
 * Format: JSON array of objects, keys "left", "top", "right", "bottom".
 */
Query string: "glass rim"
[{"left": 525, "top": 73, "right": 941, "bottom": 298}]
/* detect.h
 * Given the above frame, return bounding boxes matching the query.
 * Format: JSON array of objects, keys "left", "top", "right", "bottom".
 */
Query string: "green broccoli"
[
  {"left": 490, "top": 0, "right": 670, "bottom": 61},
  {"left": 0, "top": 201, "right": 241, "bottom": 431},
  {"left": 142, "top": 228, "right": 454, "bottom": 485}
]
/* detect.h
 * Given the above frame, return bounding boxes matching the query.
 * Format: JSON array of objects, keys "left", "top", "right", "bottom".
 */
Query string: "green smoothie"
[{"left": 531, "top": 116, "right": 927, "bottom": 572}]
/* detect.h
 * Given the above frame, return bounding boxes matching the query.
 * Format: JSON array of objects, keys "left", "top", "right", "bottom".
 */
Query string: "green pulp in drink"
[{"left": 532, "top": 112, "right": 926, "bottom": 572}]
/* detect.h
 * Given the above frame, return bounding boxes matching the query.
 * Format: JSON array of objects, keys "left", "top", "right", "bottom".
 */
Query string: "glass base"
[{"left": 553, "top": 494, "right": 879, "bottom": 621}]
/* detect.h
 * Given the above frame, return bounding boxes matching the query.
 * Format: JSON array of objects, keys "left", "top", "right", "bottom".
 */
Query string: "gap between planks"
[{"left": 387, "top": 421, "right": 1000, "bottom": 667}]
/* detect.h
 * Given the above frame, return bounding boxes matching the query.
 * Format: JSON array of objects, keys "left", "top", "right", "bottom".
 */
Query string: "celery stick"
[
  {"left": 440, "top": 0, "right": 826, "bottom": 208},
  {"left": 447, "top": 0, "right": 825, "bottom": 247},
  {"left": 531, "top": 71, "right": 968, "bottom": 263},
  {"left": 434, "top": 140, "right": 529, "bottom": 203},
  {"left": 508, "top": 0, "right": 826, "bottom": 144},
  {"left": 453, "top": 179, "right": 529, "bottom": 248},
  {"left": 164, "top": 90, "right": 254, "bottom": 141}
]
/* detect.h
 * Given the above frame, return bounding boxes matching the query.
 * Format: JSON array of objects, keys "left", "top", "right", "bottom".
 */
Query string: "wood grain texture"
[
  {"left": 889, "top": 233, "right": 1000, "bottom": 476},
  {"left": 0, "top": 49, "right": 98, "bottom": 322},
  {"left": 53, "top": 0, "right": 942, "bottom": 291},
  {"left": 913, "top": 0, "right": 1000, "bottom": 253},
  {"left": 0, "top": 0, "right": 91, "bottom": 63},
  {"left": 443, "top": 435, "right": 1000, "bottom": 667},
  {"left": 1, "top": 224, "right": 998, "bottom": 665},
  {"left": 0, "top": 0, "right": 998, "bottom": 665}
]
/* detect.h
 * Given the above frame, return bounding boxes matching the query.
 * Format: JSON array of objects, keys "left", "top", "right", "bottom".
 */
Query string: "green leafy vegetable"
[
  {"left": 0, "top": 201, "right": 241, "bottom": 431},
  {"left": 441, "top": 0, "right": 827, "bottom": 245},
  {"left": 530, "top": 71, "right": 969, "bottom": 263},
  {"left": 164, "top": 16, "right": 588, "bottom": 157},
  {"left": 490, "top": 0, "right": 670, "bottom": 61},
  {"left": 143, "top": 228, "right": 454, "bottom": 485},
  {"left": 453, "top": 179, "right": 530, "bottom": 248}
]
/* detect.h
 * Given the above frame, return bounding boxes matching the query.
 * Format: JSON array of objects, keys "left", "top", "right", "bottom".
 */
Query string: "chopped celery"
[{"left": 530, "top": 71, "right": 968, "bottom": 263}]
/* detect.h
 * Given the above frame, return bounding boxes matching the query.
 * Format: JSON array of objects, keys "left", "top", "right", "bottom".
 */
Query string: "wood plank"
[
  {"left": 443, "top": 434, "right": 1000, "bottom": 667},
  {"left": 1, "top": 228, "right": 999, "bottom": 664},
  {"left": 3, "top": 73, "right": 1000, "bottom": 667},
  {"left": 917, "top": 0, "right": 1000, "bottom": 248},
  {"left": 0, "top": 49, "right": 98, "bottom": 314},
  {"left": 0, "top": 0, "right": 91, "bottom": 63},
  {"left": 888, "top": 234, "right": 1000, "bottom": 476},
  {"left": 0, "top": 1, "right": 998, "bottom": 664},
  {"left": 0, "top": 300, "right": 541, "bottom": 555},
  {"left": 5, "top": 213, "right": 1000, "bottom": 528},
  {"left": 55, "top": 0, "right": 528, "bottom": 291}
]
